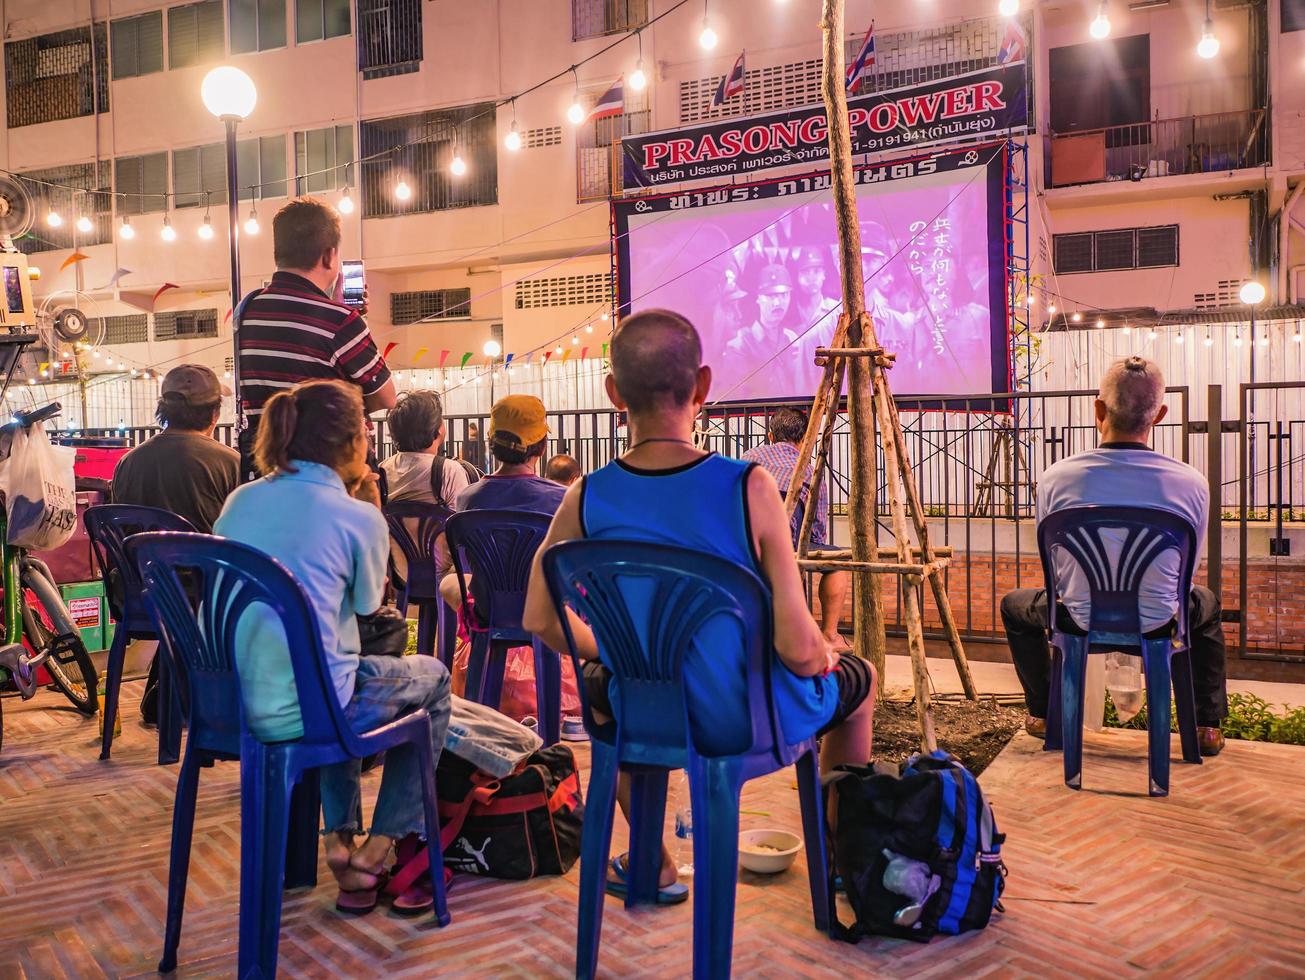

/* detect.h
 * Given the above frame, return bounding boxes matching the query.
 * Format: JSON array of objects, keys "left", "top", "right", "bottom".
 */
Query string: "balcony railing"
[{"left": 1049, "top": 108, "right": 1268, "bottom": 188}]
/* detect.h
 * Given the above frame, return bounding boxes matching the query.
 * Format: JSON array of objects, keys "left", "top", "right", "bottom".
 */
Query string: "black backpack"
[
  {"left": 827, "top": 753, "right": 1007, "bottom": 943},
  {"left": 429, "top": 455, "right": 483, "bottom": 508}
]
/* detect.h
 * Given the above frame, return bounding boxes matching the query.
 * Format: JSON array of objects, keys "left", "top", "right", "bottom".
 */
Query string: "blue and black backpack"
[{"left": 827, "top": 752, "right": 1007, "bottom": 943}]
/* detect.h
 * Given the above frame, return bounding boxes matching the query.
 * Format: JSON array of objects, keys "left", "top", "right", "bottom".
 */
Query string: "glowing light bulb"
[
  {"left": 554, "top": 345, "right": 563, "bottom": 355},
  {"left": 571, "top": 335, "right": 579, "bottom": 345},
  {"left": 1147, "top": 329, "right": 1157, "bottom": 340},
  {"left": 999, "top": 0, "right": 1018, "bottom": 17},
  {"left": 1047, "top": 303, "right": 1057, "bottom": 315},
  {"left": 161, "top": 219, "right": 177, "bottom": 242},
  {"left": 629, "top": 62, "right": 647, "bottom": 91},
  {"left": 338, "top": 190, "right": 355, "bottom": 215},
  {"left": 505, "top": 122, "right": 522, "bottom": 152},
  {"left": 1089, "top": 4, "right": 1111, "bottom": 39},
  {"left": 1233, "top": 334, "right": 1243, "bottom": 347},
  {"left": 1122, "top": 325, "right": 1132, "bottom": 335},
  {"left": 1258, "top": 334, "right": 1269, "bottom": 347},
  {"left": 483, "top": 339, "right": 502, "bottom": 357},
  {"left": 1026, "top": 294, "right": 1035, "bottom": 306},
  {"left": 1095, "top": 318, "right": 1105, "bottom": 329},
  {"left": 198, "top": 216, "right": 215, "bottom": 240},
  {"left": 394, "top": 179, "right": 412, "bottom": 201},
  {"left": 1197, "top": 20, "right": 1219, "bottom": 59},
  {"left": 119, "top": 217, "right": 135, "bottom": 240},
  {"left": 450, "top": 153, "right": 467, "bottom": 177},
  {"left": 585, "top": 324, "right": 594, "bottom": 334},
  {"left": 567, "top": 100, "right": 585, "bottom": 125},
  {"left": 1293, "top": 331, "right": 1303, "bottom": 343},
  {"left": 1175, "top": 333, "right": 1184, "bottom": 344},
  {"left": 224, "top": 370, "right": 232, "bottom": 379},
  {"left": 76, "top": 215, "right": 93, "bottom": 233},
  {"left": 1071, "top": 311, "right": 1082, "bottom": 323},
  {"left": 1240, "top": 280, "right": 1266, "bottom": 305},
  {"left": 1204, "top": 334, "right": 1214, "bottom": 346},
  {"left": 244, "top": 208, "right": 260, "bottom": 235},
  {"left": 46, "top": 209, "right": 62, "bottom": 228},
  {"left": 699, "top": 20, "right": 718, "bottom": 50},
  {"left": 600, "top": 312, "right": 610, "bottom": 321}
]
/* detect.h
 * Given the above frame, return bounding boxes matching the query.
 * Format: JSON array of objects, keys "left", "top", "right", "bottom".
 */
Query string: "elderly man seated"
[{"left": 1000, "top": 356, "right": 1227, "bottom": 755}]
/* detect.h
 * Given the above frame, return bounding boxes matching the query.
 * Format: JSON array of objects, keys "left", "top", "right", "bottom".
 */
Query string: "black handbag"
[{"left": 357, "top": 606, "right": 409, "bottom": 657}]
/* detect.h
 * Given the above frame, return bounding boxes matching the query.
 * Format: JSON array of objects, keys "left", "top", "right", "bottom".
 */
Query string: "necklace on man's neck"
[{"left": 627, "top": 437, "right": 697, "bottom": 450}]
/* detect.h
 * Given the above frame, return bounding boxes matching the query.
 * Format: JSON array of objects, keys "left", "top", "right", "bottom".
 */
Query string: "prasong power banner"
[{"left": 621, "top": 62, "right": 1027, "bottom": 188}]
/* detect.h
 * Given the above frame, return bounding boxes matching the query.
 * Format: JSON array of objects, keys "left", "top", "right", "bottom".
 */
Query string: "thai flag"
[
  {"left": 846, "top": 22, "right": 875, "bottom": 94},
  {"left": 713, "top": 51, "right": 746, "bottom": 105},
  {"left": 589, "top": 77, "right": 624, "bottom": 121},
  {"left": 998, "top": 20, "right": 1027, "bottom": 64}
]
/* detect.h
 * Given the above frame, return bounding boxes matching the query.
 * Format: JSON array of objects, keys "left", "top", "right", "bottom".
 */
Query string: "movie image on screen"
[{"left": 614, "top": 146, "right": 1009, "bottom": 403}]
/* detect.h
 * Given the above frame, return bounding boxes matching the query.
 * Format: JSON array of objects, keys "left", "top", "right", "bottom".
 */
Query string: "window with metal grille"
[
  {"left": 1051, "top": 226, "right": 1178, "bottom": 274},
  {"left": 168, "top": 1, "right": 225, "bottom": 68},
  {"left": 93, "top": 314, "right": 149, "bottom": 345},
  {"left": 4, "top": 25, "right": 110, "bottom": 128},
  {"left": 571, "top": 0, "right": 648, "bottom": 40},
  {"left": 1193, "top": 279, "right": 1240, "bottom": 309},
  {"left": 1288, "top": 0, "right": 1305, "bottom": 32},
  {"left": 14, "top": 162, "right": 112, "bottom": 254},
  {"left": 296, "top": 0, "right": 350, "bottom": 43},
  {"left": 110, "top": 12, "right": 163, "bottom": 79},
  {"left": 515, "top": 273, "right": 613, "bottom": 310},
  {"left": 390, "top": 289, "right": 472, "bottom": 325},
  {"left": 295, "top": 125, "right": 353, "bottom": 193},
  {"left": 357, "top": 0, "right": 421, "bottom": 79},
  {"left": 680, "top": 15, "right": 1018, "bottom": 124},
  {"left": 525, "top": 126, "right": 562, "bottom": 148},
  {"left": 115, "top": 153, "right": 168, "bottom": 216},
  {"left": 230, "top": 0, "right": 286, "bottom": 54},
  {"left": 172, "top": 143, "right": 227, "bottom": 207},
  {"left": 578, "top": 85, "right": 649, "bottom": 201},
  {"left": 360, "top": 105, "right": 497, "bottom": 216},
  {"left": 155, "top": 308, "right": 219, "bottom": 340},
  {"left": 236, "top": 135, "right": 288, "bottom": 199}
]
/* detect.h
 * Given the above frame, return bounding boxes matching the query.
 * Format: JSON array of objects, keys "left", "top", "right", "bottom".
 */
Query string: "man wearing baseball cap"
[
  {"left": 112, "top": 364, "right": 239, "bottom": 533},
  {"left": 785, "top": 247, "right": 842, "bottom": 382},
  {"left": 721, "top": 264, "right": 792, "bottom": 384},
  {"left": 437, "top": 395, "right": 565, "bottom": 617}
]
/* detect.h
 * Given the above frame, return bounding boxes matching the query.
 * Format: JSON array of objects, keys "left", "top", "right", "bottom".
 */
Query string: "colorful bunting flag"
[
  {"left": 561, "top": 348, "right": 572, "bottom": 363},
  {"left": 460, "top": 352, "right": 473, "bottom": 368},
  {"left": 60, "top": 251, "right": 88, "bottom": 273},
  {"left": 223, "top": 308, "right": 233, "bottom": 325},
  {"left": 543, "top": 350, "right": 554, "bottom": 364},
  {"left": 152, "top": 283, "right": 179, "bottom": 307},
  {"left": 439, "top": 349, "right": 451, "bottom": 368},
  {"left": 505, "top": 353, "right": 514, "bottom": 366},
  {"left": 580, "top": 346, "right": 589, "bottom": 360},
  {"left": 602, "top": 343, "right": 609, "bottom": 359},
  {"left": 382, "top": 342, "right": 398, "bottom": 359},
  {"left": 96, "top": 267, "right": 132, "bottom": 290},
  {"left": 414, "top": 347, "right": 429, "bottom": 364}
]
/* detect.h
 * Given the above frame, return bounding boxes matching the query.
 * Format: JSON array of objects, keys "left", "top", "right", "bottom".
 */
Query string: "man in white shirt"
[{"left": 1001, "top": 356, "right": 1227, "bottom": 756}]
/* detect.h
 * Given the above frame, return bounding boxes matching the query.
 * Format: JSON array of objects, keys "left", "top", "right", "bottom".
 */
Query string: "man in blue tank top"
[{"left": 524, "top": 308, "right": 876, "bottom": 903}]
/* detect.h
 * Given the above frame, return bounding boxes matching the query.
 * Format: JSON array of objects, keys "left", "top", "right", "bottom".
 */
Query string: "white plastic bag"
[
  {"left": 0, "top": 423, "right": 77, "bottom": 551},
  {"left": 1105, "top": 651, "right": 1145, "bottom": 723}
]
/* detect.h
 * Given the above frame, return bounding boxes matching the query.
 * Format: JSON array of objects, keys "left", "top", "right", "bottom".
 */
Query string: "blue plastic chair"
[
  {"left": 84, "top": 504, "right": 194, "bottom": 764},
  {"left": 383, "top": 500, "right": 457, "bottom": 665},
  {"left": 126, "top": 532, "right": 450, "bottom": 979},
  {"left": 446, "top": 509, "right": 562, "bottom": 746},
  {"left": 542, "top": 540, "right": 832, "bottom": 980},
  {"left": 1038, "top": 505, "right": 1203, "bottom": 797}
]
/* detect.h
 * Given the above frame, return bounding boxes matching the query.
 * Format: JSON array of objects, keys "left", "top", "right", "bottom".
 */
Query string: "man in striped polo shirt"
[{"left": 237, "top": 197, "right": 396, "bottom": 479}]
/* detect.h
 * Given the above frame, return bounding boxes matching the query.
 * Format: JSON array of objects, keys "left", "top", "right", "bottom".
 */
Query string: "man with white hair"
[{"left": 1000, "top": 356, "right": 1227, "bottom": 755}]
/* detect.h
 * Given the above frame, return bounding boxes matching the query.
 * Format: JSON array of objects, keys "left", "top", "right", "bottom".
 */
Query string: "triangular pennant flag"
[
  {"left": 505, "top": 353, "right": 514, "bottom": 367},
  {"left": 522, "top": 352, "right": 532, "bottom": 365},
  {"left": 602, "top": 343, "right": 609, "bottom": 358},
  {"left": 580, "top": 346, "right": 589, "bottom": 360},
  {"left": 439, "top": 349, "right": 451, "bottom": 368},
  {"left": 561, "top": 348, "right": 572, "bottom": 363},
  {"left": 60, "top": 251, "right": 88, "bottom": 273},
  {"left": 223, "top": 307, "right": 233, "bottom": 325},
  {"left": 96, "top": 267, "right": 132, "bottom": 290},
  {"left": 543, "top": 350, "right": 554, "bottom": 364},
  {"left": 460, "top": 352, "right": 473, "bottom": 369},
  {"left": 382, "top": 342, "right": 398, "bottom": 359},
  {"left": 152, "top": 283, "right": 179, "bottom": 307},
  {"left": 414, "top": 347, "right": 429, "bottom": 364}
]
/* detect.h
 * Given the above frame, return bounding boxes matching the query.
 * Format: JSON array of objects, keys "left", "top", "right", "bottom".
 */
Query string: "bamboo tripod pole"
[{"left": 818, "top": 0, "right": 886, "bottom": 675}]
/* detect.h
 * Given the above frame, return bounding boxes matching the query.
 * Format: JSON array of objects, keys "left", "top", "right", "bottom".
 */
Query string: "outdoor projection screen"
[{"left": 613, "top": 145, "right": 1010, "bottom": 403}]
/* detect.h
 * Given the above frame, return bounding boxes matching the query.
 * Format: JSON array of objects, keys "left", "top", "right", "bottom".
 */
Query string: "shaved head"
[
  {"left": 610, "top": 309, "right": 703, "bottom": 413},
  {"left": 1099, "top": 356, "right": 1165, "bottom": 438}
]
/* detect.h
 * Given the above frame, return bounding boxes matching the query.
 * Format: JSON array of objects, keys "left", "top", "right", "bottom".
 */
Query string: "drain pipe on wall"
[{"left": 1279, "top": 180, "right": 1305, "bottom": 303}]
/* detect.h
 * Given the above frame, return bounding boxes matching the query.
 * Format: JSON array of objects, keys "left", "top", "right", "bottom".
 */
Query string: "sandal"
[
  {"left": 386, "top": 835, "right": 454, "bottom": 917},
  {"left": 604, "top": 854, "right": 688, "bottom": 905},
  {"left": 334, "top": 856, "right": 389, "bottom": 915}
]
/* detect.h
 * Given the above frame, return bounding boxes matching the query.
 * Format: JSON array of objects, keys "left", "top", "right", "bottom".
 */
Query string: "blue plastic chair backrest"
[
  {"left": 126, "top": 532, "right": 356, "bottom": 756},
  {"left": 446, "top": 509, "right": 551, "bottom": 629},
  {"left": 84, "top": 505, "right": 197, "bottom": 624},
  {"left": 383, "top": 500, "right": 452, "bottom": 595},
  {"left": 1037, "top": 505, "right": 1197, "bottom": 644},
  {"left": 542, "top": 539, "right": 782, "bottom": 764}
]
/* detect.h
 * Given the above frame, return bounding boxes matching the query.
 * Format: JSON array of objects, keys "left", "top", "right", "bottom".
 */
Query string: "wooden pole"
[
  {"left": 784, "top": 315, "right": 849, "bottom": 525},
  {"left": 819, "top": 0, "right": 885, "bottom": 674},
  {"left": 795, "top": 357, "right": 846, "bottom": 558}
]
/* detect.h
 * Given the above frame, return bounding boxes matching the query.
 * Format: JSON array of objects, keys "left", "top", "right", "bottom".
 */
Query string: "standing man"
[
  {"left": 722, "top": 265, "right": 792, "bottom": 370},
  {"left": 785, "top": 248, "right": 842, "bottom": 376},
  {"left": 236, "top": 196, "right": 396, "bottom": 480}
]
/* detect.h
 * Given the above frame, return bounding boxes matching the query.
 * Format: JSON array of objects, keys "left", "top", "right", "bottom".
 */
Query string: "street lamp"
[{"left": 201, "top": 65, "right": 257, "bottom": 440}]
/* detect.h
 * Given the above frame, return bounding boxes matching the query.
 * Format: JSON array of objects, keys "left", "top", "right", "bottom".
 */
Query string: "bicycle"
[{"left": 0, "top": 401, "right": 99, "bottom": 754}]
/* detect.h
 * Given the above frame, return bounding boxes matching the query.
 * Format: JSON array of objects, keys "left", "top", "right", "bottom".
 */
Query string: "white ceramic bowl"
[{"left": 738, "top": 829, "right": 802, "bottom": 874}]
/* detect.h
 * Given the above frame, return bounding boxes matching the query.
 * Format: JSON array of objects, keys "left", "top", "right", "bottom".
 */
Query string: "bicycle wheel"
[{"left": 21, "top": 566, "right": 98, "bottom": 716}]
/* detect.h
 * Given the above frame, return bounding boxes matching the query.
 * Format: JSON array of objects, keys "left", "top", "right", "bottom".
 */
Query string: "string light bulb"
[
  {"left": 998, "top": 0, "right": 1019, "bottom": 17},
  {"left": 571, "top": 334, "right": 580, "bottom": 345},
  {"left": 1047, "top": 303, "right": 1056, "bottom": 315},
  {"left": 1293, "top": 329, "right": 1302, "bottom": 343},
  {"left": 46, "top": 209, "right": 62, "bottom": 228},
  {"left": 161, "top": 216, "right": 177, "bottom": 242},
  {"left": 699, "top": 0, "right": 718, "bottom": 51},
  {"left": 505, "top": 120, "right": 522, "bottom": 152},
  {"left": 1089, "top": 2, "right": 1111, "bottom": 39},
  {"left": 1122, "top": 324, "right": 1131, "bottom": 335},
  {"left": 585, "top": 324, "right": 594, "bottom": 334},
  {"left": 1095, "top": 318, "right": 1105, "bottom": 329},
  {"left": 630, "top": 31, "right": 648, "bottom": 91},
  {"left": 198, "top": 214, "right": 215, "bottom": 240},
  {"left": 1232, "top": 332, "right": 1243, "bottom": 347},
  {"left": 1204, "top": 332, "right": 1214, "bottom": 347},
  {"left": 1258, "top": 332, "right": 1269, "bottom": 347},
  {"left": 554, "top": 345, "right": 563, "bottom": 355},
  {"left": 76, "top": 214, "right": 93, "bottom": 234},
  {"left": 1175, "top": 332, "right": 1184, "bottom": 344},
  {"left": 338, "top": 189, "right": 355, "bottom": 214},
  {"left": 1197, "top": 0, "right": 1219, "bottom": 59},
  {"left": 394, "top": 179, "right": 412, "bottom": 201},
  {"left": 244, "top": 203, "right": 260, "bottom": 236},
  {"left": 1071, "top": 311, "right": 1082, "bottom": 323},
  {"left": 450, "top": 149, "right": 467, "bottom": 177},
  {"left": 119, "top": 215, "right": 135, "bottom": 240},
  {"left": 1147, "top": 329, "right": 1157, "bottom": 340}
]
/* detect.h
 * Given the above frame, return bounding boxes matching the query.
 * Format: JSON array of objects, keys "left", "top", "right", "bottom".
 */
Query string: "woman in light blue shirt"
[{"left": 215, "top": 380, "right": 450, "bottom": 915}]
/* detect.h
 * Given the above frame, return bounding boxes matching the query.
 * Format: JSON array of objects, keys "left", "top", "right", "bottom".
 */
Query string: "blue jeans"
[{"left": 319, "top": 655, "right": 452, "bottom": 840}]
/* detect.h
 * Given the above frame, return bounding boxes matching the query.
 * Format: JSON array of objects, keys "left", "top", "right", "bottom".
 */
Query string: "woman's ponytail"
[{"left": 254, "top": 389, "right": 300, "bottom": 476}]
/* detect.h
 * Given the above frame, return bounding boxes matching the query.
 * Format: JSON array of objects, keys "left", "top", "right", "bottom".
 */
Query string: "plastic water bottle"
[
  {"left": 674, "top": 774, "right": 694, "bottom": 876},
  {"left": 1105, "top": 651, "right": 1144, "bottom": 723}
]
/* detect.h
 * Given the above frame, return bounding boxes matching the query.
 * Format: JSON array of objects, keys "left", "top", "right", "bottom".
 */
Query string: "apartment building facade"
[{"left": 0, "top": 0, "right": 1301, "bottom": 394}]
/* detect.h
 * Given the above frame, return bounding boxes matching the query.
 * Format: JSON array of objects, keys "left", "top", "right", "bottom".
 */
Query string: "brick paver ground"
[{"left": 0, "top": 681, "right": 1301, "bottom": 978}]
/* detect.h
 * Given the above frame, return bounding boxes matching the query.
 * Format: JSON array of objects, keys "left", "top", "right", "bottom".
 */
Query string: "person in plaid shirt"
[{"left": 743, "top": 408, "right": 850, "bottom": 649}]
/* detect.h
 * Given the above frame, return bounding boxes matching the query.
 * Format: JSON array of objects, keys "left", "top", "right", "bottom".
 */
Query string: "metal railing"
[{"left": 1050, "top": 108, "right": 1269, "bottom": 187}]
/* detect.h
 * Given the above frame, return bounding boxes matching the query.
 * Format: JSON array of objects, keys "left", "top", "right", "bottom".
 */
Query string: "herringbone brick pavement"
[{"left": 0, "top": 682, "right": 1302, "bottom": 978}]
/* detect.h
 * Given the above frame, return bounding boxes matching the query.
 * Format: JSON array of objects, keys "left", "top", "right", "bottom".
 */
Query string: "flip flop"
[
  {"left": 392, "top": 867, "right": 454, "bottom": 917},
  {"left": 604, "top": 854, "right": 688, "bottom": 905},
  {"left": 333, "top": 862, "right": 388, "bottom": 915}
]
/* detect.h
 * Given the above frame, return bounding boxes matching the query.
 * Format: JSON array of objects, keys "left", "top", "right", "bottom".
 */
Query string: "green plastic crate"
[{"left": 59, "top": 580, "right": 112, "bottom": 653}]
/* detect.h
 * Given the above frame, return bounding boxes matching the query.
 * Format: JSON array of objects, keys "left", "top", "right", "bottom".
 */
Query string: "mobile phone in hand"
[{"left": 341, "top": 260, "right": 365, "bottom": 309}]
